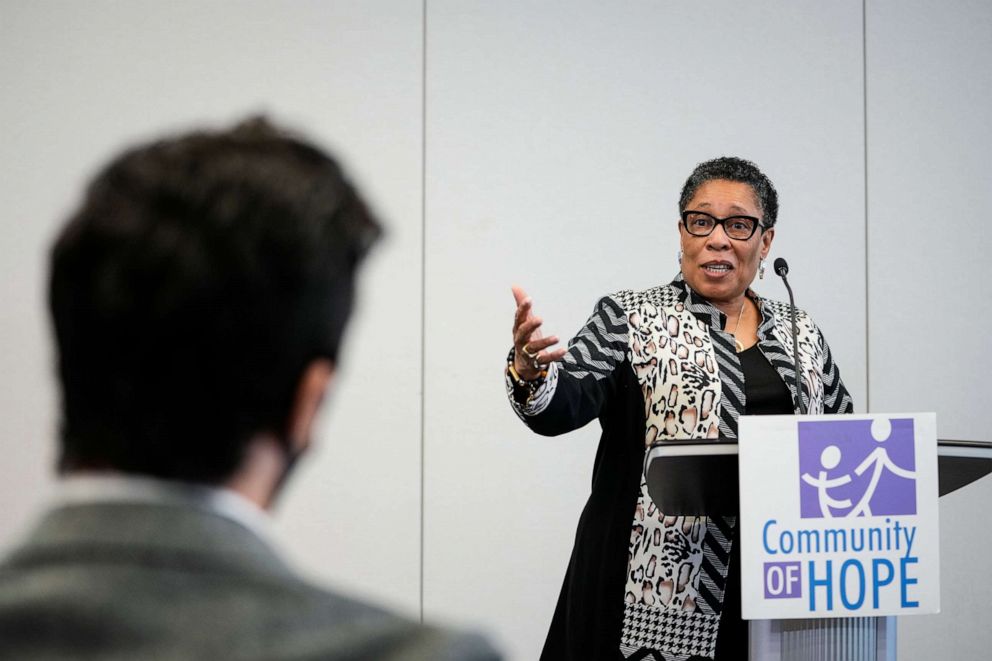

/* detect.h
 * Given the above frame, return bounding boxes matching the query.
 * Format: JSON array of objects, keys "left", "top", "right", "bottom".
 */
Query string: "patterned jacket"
[{"left": 507, "top": 274, "right": 853, "bottom": 661}]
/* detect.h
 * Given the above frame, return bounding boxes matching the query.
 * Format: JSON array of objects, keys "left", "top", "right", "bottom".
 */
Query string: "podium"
[{"left": 644, "top": 438, "right": 992, "bottom": 661}]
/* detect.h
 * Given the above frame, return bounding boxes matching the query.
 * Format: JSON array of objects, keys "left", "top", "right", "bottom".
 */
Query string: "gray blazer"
[{"left": 0, "top": 501, "right": 498, "bottom": 660}]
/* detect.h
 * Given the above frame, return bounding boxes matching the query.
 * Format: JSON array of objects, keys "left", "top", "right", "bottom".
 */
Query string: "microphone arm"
[{"left": 774, "top": 258, "right": 806, "bottom": 415}]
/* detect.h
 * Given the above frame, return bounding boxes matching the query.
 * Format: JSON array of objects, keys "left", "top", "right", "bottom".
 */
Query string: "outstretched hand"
[{"left": 511, "top": 285, "right": 568, "bottom": 381}]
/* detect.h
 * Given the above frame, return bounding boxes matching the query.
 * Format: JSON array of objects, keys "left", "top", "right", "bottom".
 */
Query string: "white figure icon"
[
  {"left": 800, "top": 444, "right": 852, "bottom": 517},
  {"left": 846, "top": 418, "right": 916, "bottom": 517}
]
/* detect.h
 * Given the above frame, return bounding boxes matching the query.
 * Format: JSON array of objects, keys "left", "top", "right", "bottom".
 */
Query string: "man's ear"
[{"left": 285, "top": 359, "right": 335, "bottom": 454}]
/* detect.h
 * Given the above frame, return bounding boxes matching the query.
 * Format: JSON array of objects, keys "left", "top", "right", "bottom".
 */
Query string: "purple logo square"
[
  {"left": 798, "top": 418, "right": 916, "bottom": 519},
  {"left": 764, "top": 561, "right": 802, "bottom": 599}
]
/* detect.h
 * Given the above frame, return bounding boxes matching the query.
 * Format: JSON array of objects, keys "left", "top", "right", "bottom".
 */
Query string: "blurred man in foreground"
[{"left": 0, "top": 118, "right": 498, "bottom": 660}]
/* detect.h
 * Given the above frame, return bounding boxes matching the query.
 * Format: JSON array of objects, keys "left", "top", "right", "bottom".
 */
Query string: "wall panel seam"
[
  {"left": 862, "top": 0, "right": 871, "bottom": 413},
  {"left": 419, "top": 0, "right": 428, "bottom": 624}
]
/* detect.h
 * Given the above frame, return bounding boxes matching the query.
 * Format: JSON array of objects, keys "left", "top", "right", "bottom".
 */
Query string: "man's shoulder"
[
  {"left": 208, "top": 580, "right": 501, "bottom": 661},
  {"left": 227, "top": 573, "right": 501, "bottom": 660},
  {"left": 0, "top": 502, "right": 500, "bottom": 660}
]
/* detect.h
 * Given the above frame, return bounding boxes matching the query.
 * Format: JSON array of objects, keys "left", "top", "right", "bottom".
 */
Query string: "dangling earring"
[
  {"left": 677, "top": 249, "right": 683, "bottom": 266},
  {"left": 759, "top": 259, "right": 766, "bottom": 280}
]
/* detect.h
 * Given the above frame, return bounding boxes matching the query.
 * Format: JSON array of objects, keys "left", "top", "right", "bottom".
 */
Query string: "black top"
[{"left": 741, "top": 343, "right": 795, "bottom": 416}]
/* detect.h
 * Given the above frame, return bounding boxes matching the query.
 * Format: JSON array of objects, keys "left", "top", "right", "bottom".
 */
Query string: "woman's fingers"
[
  {"left": 511, "top": 285, "right": 529, "bottom": 307},
  {"left": 514, "top": 316, "right": 544, "bottom": 347},
  {"left": 512, "top": 286, "right": 532, "bottom": 331},
  {"left": 522, "top": 346, "right": 568, "bottom": 373},
  {"left": 536, "top": 347, "right": 568, "bottom": 365},
  {"left": 524, "top": 335, "right": 560, "bottom": 354},
  {"left": 513, "top": 296, "right": 530, "bottom": 327},
  {"left": 517, "top": 338, "right": 567, "bottom": 373},
  {"left": 510, "top": 285, "right": 566, "bottom": 375}
]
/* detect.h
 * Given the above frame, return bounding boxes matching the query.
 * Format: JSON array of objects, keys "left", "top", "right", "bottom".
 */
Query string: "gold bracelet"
[{"left": 507, "top": 359, "right": 547, "bottom": 387}]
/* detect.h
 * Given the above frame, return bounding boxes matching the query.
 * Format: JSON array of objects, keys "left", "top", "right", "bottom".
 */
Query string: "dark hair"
[
  {"left": 49, "top": 117, "right": 381, "bottom": 483},
  {"left": 678, "top": 156, "right": 779, "bottom": 227}
]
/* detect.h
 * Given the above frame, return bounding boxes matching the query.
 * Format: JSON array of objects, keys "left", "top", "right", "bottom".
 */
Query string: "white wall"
[
  {"left": 866, "top": 1, "right": 992, "bottom": 659},
  {"left": 0, "top": 0, "right": 426, "bottom": 619},
  {"left": 1, "top": 2, "right": 989, "bottom": 660},
  {"left": 422, "top": 2, "right": 866, "bottom": 658}
]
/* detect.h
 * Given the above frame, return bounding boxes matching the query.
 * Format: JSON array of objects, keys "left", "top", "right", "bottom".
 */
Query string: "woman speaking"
[{"left": 505, "top": 157, "right": 853, "bottom": 660}]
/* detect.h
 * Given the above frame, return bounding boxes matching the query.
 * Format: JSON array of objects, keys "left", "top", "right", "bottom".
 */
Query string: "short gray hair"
[{"left": 678, "top": 156, "right": 779, "bottom": 227}]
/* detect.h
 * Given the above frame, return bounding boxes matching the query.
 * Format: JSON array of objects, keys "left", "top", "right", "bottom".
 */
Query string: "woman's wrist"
[
  {"left": 506, "top": 349, "right": 549, "bottom": 407},
  {"left": 508, "top": 360, "right": 544, "bottom": 384},
  {"left": 508, "top": 348, "right": 546, "bottom": 383}
]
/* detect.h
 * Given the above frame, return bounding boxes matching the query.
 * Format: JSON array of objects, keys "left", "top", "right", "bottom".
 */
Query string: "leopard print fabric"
[
  {"left": 614, "top": 284, "right": 726, "bottom": 658},
  {"left": 625, "top": 502, "right": 705, "bottom": 611},
  {"left": 620, "top": 286, "right": 723, "bottom": 445}
]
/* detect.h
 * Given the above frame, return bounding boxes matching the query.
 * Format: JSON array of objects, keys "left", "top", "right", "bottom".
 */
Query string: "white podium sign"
[{"left": 739, "top": 413, "right": 939, "bottom": 620}]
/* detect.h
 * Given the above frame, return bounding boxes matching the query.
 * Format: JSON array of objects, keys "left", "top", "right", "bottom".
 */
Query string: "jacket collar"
[
  {"left": 5, "top": 493, "right": 291, "bottom": 579},
  {"left": 56, "top": 473, "right": 273, "bottom": 544},
  {"left": 669, "top": 272, "right": 775, "bottom": 337}
]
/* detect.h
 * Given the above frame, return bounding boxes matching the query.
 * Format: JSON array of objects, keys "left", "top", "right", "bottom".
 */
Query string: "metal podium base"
[{"left": 750, "top": 616, "right": 896, "bottom": 661}]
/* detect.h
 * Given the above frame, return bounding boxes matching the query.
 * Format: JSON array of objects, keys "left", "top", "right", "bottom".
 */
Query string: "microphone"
[
  {"left": 773, "top": 258, "right": 806, "bottom": 414},
  {"left": 773, "top": 257, "right": 788, "bottom": 278}
]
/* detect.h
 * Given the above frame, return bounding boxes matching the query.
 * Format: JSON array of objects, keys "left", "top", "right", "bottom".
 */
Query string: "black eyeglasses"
[{"left": 681, "top": 210, "right": 765, "bottom": 241}]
